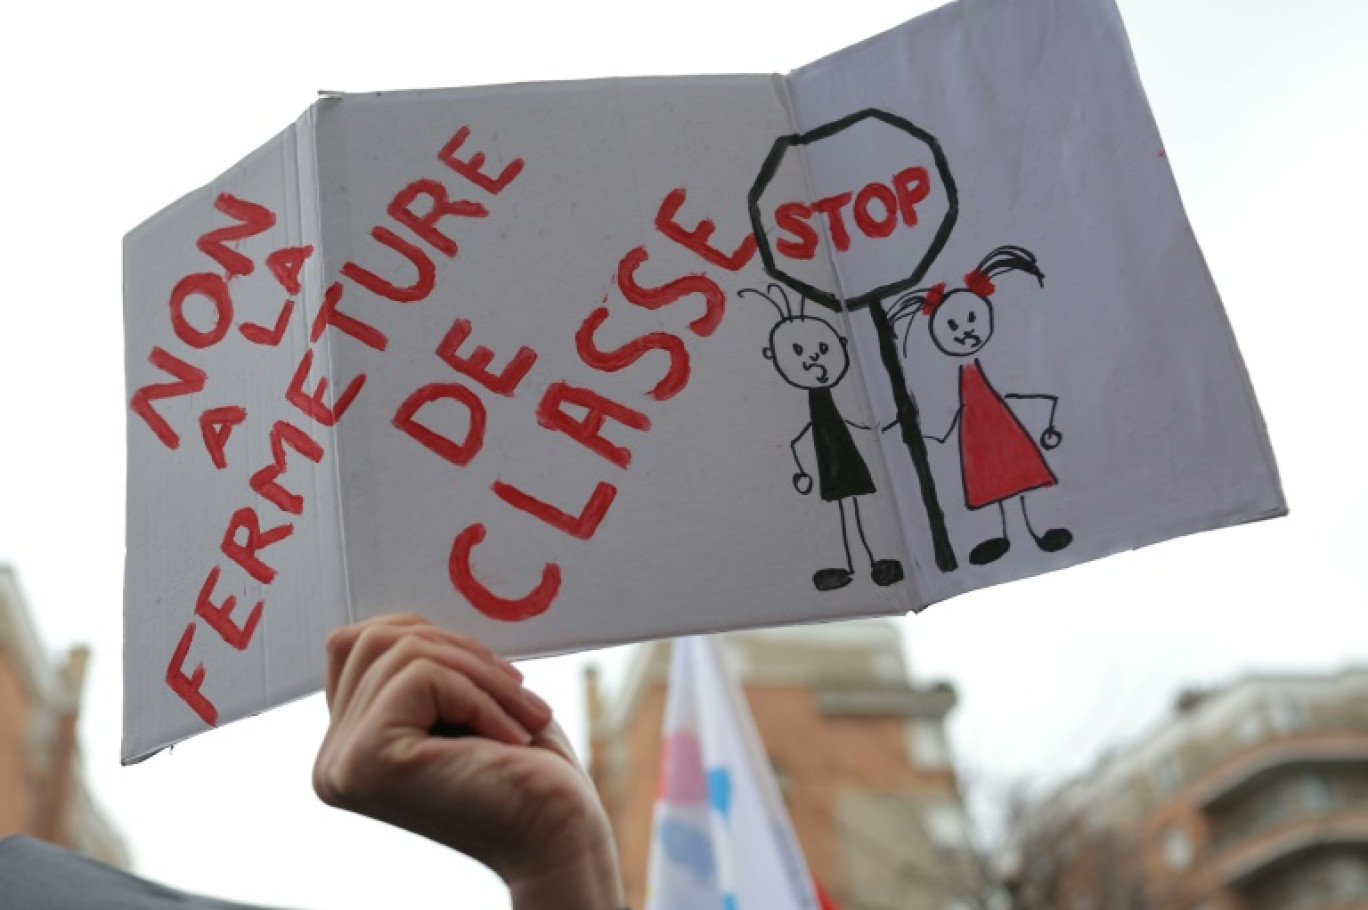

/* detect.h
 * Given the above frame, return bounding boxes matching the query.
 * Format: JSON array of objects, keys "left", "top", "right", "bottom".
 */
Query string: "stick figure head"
[
  {"left": 889, "top": 245, "right": 1045, "bottom": 359},
  {"left": 745, "top": 285, "right": 851, "bottom": 390},
  {"left": 927, "top": 289, "right": 994, "bottom": 357},
  {"left": 766, "top": 316, "right": 850, "bottom": 389}
]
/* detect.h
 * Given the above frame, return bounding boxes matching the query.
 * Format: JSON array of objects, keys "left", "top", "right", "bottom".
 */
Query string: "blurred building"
[
  {"left": 1033, "top": 668, "right": 1368, "bottom": 910},
  {"left": 586, "top": 620, "right": 977, "bottom": 910},
  {"left": 0, "top": 565, "right": 127, "bottom": 867}
]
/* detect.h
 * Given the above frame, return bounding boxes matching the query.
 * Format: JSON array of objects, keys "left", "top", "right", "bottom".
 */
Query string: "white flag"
[{"left": 645, "top": 637, "right": 821, "bottom": 910}]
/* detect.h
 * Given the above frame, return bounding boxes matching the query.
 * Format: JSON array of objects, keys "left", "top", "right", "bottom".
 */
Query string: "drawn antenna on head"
[
  {"left": 771, "top": 284, "right": 807, "bottom": 319},
  {"left": 769, "top": 283, "right": 804, "bottom": 319},
  {"left": 741, "top": 283, "right": 801, "bottom": 320}
]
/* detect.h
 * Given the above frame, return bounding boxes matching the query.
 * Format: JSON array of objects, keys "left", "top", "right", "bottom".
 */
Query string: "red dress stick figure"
[{"left": 889, "top": 246, "right": 1071, "bottom": 566}]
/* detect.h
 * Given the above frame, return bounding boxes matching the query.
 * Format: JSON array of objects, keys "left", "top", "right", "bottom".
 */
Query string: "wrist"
[{"left": 505, "top": 815, "right": 624, "bottom": 910}]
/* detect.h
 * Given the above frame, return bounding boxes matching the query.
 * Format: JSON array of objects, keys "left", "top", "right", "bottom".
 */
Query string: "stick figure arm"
[
  {"left": 790, "top": 422, "right": 813, "bottom": 473},
  {"left": 1004, "top": 393, "right": 1059, "bottom": 426},
  {"left": 924, "top": 407, "right": 962, "bottom": 445},
  {"left": 844, "top": 418, "right": 871, "bottom": 431}
]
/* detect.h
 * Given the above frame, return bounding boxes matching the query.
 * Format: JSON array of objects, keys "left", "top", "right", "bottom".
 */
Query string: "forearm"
[{"left": 506, "top": 829, "right": 625, "bottom": 910}]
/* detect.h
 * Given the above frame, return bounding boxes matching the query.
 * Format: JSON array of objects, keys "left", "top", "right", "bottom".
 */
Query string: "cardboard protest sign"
[{"left": 123, "top": 0, "right": 1285, "bottom": 762}]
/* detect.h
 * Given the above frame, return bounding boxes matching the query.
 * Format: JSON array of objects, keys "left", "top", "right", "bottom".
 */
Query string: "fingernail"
[
  {"left": 497, "top": 655, "right": 523, "bottom": 680},
  {"left": 522, "top": 688, "right": 552, "bottom": 717}
]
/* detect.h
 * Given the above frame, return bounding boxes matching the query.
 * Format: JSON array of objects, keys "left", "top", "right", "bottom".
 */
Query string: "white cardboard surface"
[
  {"left": 786, "top": 0, "right": 1286, "bottom": 603},
  {"left": 123, "top": 0, "right": 1284, "bottom": 761}
]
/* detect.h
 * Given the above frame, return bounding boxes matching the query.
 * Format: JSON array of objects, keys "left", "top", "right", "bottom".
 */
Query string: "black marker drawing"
[
  {"left": 748, "top": 108, "right": 961, "bottom": 574},
  {"left": 889, "top": 245, "right": 1072, "bottom": 566},
  {"left": 746, "top": 284, "right": 905, "bottom": 592}
]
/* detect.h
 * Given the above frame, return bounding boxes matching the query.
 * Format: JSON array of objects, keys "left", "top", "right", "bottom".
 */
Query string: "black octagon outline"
[{"left": 747, "top": 108, "right": 959, "bottom": 313}]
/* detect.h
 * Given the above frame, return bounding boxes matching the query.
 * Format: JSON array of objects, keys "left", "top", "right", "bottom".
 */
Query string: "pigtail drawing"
[
  {"left": 890, "top": 245, "right": 1072, "bottom": 566},
  {"left": 746, "top": 284, "right": 905, "bottom": 592}
]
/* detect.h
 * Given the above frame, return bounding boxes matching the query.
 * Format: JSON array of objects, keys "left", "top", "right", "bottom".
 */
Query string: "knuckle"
[
  {"left": 325, "top": 626, "right": 354, "bottom": 660},
  {"left": 391, "top": 634, "right": 439, "bottom": 666},
  {"left": 319, "top": 747, "right": 385, "bottom": 809},
  {"left": 443, "top": 631, "right": 483, "bottom": 652},
  {"left": 352, "top": 624, "right": 396, "bottom": 661},
  {"left": 390, "top": 655, "right": 440, "bottom": 693},
  {"left": 312, "top": 756, "right": 344, "bottom": 807},
  {"left": 312, "top": 770, "right": 334, "bottom": 806}
]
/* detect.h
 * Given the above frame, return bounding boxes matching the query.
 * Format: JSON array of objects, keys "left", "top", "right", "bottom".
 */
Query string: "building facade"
[
  {"left": 1033, "top": 669, "right": 1368, "bottom": 910},
  {"left": 586, "top": 620, "right": 979, "bottom": 910},
  {"left": 0, "top": 566, "right": 127, "bottom": 866}
]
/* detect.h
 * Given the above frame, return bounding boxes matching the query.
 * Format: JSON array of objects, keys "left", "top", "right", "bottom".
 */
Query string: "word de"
[
  {"left": 132, "top": 125, "right": 762, "bottom": 731},
  {"left": 395, "top": 187, "right": 759, "bottom": 624}
]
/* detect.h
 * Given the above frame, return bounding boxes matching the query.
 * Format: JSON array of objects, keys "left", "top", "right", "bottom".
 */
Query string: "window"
[
  {"left": 769, "top": 756, "right": 792, "bottom": 797},
  {"left": 1301, "top": 773, "right": 1333, "bottom": 811},
  {"left": 1329, "top": 855, "right": 1368, "bottom": 899},
  {"left": 873, "top": 652, "right": 903, "bottom": 681},
  {"left": 1151, "top": 754, "right": 1184, "bottom": 794},
  {"left": 1236, "top": 712, "right": 1265, "bottom": 744},
  {"left": 923, "top": 801, "right": 972, "bottom": 849},
  {"left": 1270, "top": 695, "right": 1306, "bottom": 733},
  {"left": 908, "top": 720, "right": 952, "bottom": 769},
  {"left": 1161, "top": 826, "right": 1193, "bottom": 871}
]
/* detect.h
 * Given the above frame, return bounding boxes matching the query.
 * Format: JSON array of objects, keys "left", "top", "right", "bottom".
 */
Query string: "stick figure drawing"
[
  {"left": 746, "top": 285, "right": 905, "bottom": 592},
  {"left": 889, "top": 246, "right": 1072, "bottom": 567}
]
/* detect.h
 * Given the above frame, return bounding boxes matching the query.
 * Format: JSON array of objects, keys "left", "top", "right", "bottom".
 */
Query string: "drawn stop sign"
[
  {"left": 747, "top": 109, "right": 958, "bottom": 312},
  {"left": 748, "top": 108, "right": 962, "bottom": 574}
]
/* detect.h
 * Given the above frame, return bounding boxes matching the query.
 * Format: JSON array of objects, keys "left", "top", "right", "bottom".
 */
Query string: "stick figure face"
[
  {"left": 929, "top": 291, "right": 994, "bottom": 357},
  {"left": 764, "top": 316, "right": 851, "bottom": 390}
]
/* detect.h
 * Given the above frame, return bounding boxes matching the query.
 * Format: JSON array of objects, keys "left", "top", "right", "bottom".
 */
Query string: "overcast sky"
[{"left": 1, "top": 0, "right": 1364, "bottom": 907}]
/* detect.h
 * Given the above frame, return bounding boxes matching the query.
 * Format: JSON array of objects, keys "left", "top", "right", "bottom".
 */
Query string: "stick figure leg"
[
  {"left": 969, "top": 501, "right": 1012, "bottom": 566},
  {"left": 850, "top": 498, "right": 904, "bottom": 587},
  {"left": 813, "top": 500, "right": 856, "bottom": 592},
  {"left": 1021, "top": 496, "right": 1072, "bottom": 553}
]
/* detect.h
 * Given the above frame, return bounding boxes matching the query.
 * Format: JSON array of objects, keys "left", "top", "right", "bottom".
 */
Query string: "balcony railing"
[
  {"left": 1193, "top": 737, "right": 1368, "bottom": 808},
  {"left": 1279, "top": 893, "right": 1368, "bottom": 910},
  {"left": 1214, "top": 808, "right": 1368, "bottom": 887},
  {"left": 1211, "top": 796, "right": 1368, "bottom": 852}
]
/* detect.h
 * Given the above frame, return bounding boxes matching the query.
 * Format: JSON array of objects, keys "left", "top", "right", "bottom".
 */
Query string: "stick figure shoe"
[
  {"left": 1034, "top": 528, "right": 1072, "bottom": 553},
  {"left": 969, "top": 537, "right": 1011, "bottom": 565},
  {"left": 813, "top": 568, "right": 854, "bottom": 591},
  {"left": 871, "top": 559, "right": 904, "bottom": 586}
]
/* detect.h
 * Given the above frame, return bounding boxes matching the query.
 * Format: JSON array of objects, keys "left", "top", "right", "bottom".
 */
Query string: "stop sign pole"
[
  {"left": 865, "top": 290, "right": 958, "bottom": 573},
  {"left": 748, "top": 109, "right": 960, "bottom": 573}
]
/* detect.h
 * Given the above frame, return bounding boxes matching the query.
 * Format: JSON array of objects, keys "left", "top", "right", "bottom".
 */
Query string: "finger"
[
  {"left": 373, "top": 657, "right": 533, "bottom": 748},
  {"left": 326, "top": 613, "right": 430, "bottom": 707},
  {"left": 329, "top": 614, "right": 515, "bottom": 692},
  {"left": 316, "top": 660, "right": 531, "bottom": 809},
  {"left": 344, "top": 634, "right": 551, "bottom": 736},
  {"left": 329, "top": 619, "right": 521, "bottom": 714},
  {"left": 530, "top": 718, "right": 589, "bottom": 778}
]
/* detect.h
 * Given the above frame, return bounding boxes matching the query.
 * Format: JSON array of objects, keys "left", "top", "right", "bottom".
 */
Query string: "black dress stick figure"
[
  {"left": 745, "top": 285, "right": 905, "bottom": 592},
  {"left": 888, "top": 246, "right": 1072, "bottom": 567}
]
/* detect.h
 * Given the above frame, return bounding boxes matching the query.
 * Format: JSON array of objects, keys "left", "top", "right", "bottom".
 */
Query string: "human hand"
[
  {"left": 313, "top": 614, "right": 624, "bottom": 910},
  {"left": 793, "top": 470, "right": 814, "bottom": 495},
  {"left": 1040, "top": 426, "right": 1063, "bottom": 450}
]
